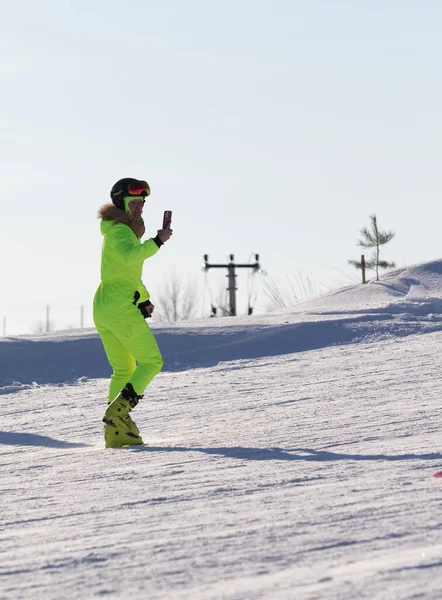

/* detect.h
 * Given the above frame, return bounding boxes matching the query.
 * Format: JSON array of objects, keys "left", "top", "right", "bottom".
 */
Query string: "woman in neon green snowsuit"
[{"left": 93, "top": 177, "right": 172, "bottom": 448}]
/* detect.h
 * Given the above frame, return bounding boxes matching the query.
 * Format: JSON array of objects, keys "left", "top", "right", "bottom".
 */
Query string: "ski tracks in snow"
[{"left": 1, "top": 329, "right": 442, "bottom": 598}]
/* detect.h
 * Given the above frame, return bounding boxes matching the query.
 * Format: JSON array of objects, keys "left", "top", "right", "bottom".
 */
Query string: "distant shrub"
[{"left": 262, "top": 271, "right": 325, "bottom": 311}]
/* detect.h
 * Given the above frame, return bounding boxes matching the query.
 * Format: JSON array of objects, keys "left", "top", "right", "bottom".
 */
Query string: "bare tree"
[
  {"left": 156, "top": 271, "right": 200, "bottom": 322},
  {"left": 349, "top": 214, "right": 396, "bottom": 281}
]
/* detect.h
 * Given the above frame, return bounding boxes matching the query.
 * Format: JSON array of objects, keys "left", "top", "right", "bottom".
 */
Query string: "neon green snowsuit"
[{"left": 93, "top": 204, "right": 163, "bottom": 402}]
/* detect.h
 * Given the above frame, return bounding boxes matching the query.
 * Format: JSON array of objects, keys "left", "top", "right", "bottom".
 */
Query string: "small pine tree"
[{"left": 349, "top": 214, "right": 396, "bottom": 282}]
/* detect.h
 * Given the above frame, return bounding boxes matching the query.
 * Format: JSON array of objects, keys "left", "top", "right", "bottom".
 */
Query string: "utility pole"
[
  {"left": 203, "top": 254, "right": 261, "bottom": 316},
  {"left": 80, "top": 305, "right": 84, "bottom": 329},
  {"left": 46, "top": 306, "right": 50, "bottom": 333}
]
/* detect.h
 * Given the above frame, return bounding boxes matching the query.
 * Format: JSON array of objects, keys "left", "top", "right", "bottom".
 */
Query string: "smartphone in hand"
[{"left": 163, "top": 210, "right": 172, "bottom": 230}]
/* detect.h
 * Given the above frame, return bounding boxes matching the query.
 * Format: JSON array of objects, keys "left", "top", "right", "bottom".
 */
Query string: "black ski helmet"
[{"left": 110, "top": 178, "right": 151, "bottom": 210}]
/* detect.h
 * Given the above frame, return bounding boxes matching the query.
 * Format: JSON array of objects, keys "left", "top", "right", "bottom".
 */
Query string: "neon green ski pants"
[{"left": 93, "top": 291, "right": 163, "bottom": 403}]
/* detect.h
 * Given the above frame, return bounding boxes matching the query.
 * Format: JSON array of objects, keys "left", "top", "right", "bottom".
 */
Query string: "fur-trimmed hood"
[{"left": 98, "top": 203, "right": 145, "bottom": 239}]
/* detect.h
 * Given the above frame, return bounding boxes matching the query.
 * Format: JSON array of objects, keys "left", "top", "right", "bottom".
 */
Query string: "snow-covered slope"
[
  {"left": 1, "top": 260, "right": 442, "bottom": 600},
  {"left": 2, "top": 260, "right": 442, "bottom": 389}
]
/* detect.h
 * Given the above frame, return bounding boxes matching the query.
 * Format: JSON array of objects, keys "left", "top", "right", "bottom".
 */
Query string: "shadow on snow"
[
  {"left": 0, "top": 431, "right": 88, "bottom": 448},
  {"left": 131, "top": 445, "right": 442, "bottom": 462},
  {"left": 1, "top": 433, "right": 440, "bottom": 462}
]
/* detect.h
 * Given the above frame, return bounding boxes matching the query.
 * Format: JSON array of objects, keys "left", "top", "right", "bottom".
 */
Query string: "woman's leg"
[
  {"left": 113, "top": 313, "right": 163, "bottom": 396},
  {"left": 96, "top": 325, "right": 137, "bottom": 402}
]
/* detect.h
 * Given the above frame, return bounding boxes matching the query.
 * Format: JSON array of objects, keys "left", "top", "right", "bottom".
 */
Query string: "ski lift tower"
[{"left": 203, "top": 254, "right": 261, "bottom": 316}]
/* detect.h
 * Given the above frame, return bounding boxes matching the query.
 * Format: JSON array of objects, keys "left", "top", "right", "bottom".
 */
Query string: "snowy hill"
[
  {"left": 3, "top": 260, "right": 442, "bottom": 389},
  {"left": 1, "top": 260, "right": 442, "bottom": 599}
]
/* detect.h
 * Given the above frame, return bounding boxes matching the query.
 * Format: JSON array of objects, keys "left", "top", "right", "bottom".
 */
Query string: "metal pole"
[
  {"left": 227, "top": 256, "right": 237, "bottom": 316},
  {"left": 46, "top": 306, "right": 50, "bottom": 333},
  {"left": 203, "top": 253, "right": 260, "bottom": 317},
  {"left": 80, "top": 305, "right": 84, "bottom": 329}
]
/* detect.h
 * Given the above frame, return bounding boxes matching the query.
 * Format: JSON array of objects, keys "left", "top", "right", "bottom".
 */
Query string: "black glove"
[{"left": 138, "top": 300, "right": 154, "bottom": 318}]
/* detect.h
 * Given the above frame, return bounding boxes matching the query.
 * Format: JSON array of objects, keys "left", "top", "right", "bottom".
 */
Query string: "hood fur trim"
[{"left": 98, "top": 204, "right": 145, "bottom": 239}]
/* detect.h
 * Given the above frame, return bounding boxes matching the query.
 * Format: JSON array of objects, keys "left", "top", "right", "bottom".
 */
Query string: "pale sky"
[{"left": 1, "top": 0, "right": 441, "bottom": 334}]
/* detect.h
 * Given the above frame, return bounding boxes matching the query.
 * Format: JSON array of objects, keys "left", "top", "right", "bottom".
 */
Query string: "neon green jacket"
[{"left": 94, "top": 204, "right": 161, "bottom": 313}]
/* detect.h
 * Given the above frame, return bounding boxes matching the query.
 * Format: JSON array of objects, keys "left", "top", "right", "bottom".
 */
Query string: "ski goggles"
[{"left": 127, "top": 180, "right": 151, "bottom": 197}]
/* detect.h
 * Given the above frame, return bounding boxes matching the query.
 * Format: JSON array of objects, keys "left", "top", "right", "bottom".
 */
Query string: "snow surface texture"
[{"left": 1, "top": 260, "right": 442, "bottom": 599}]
